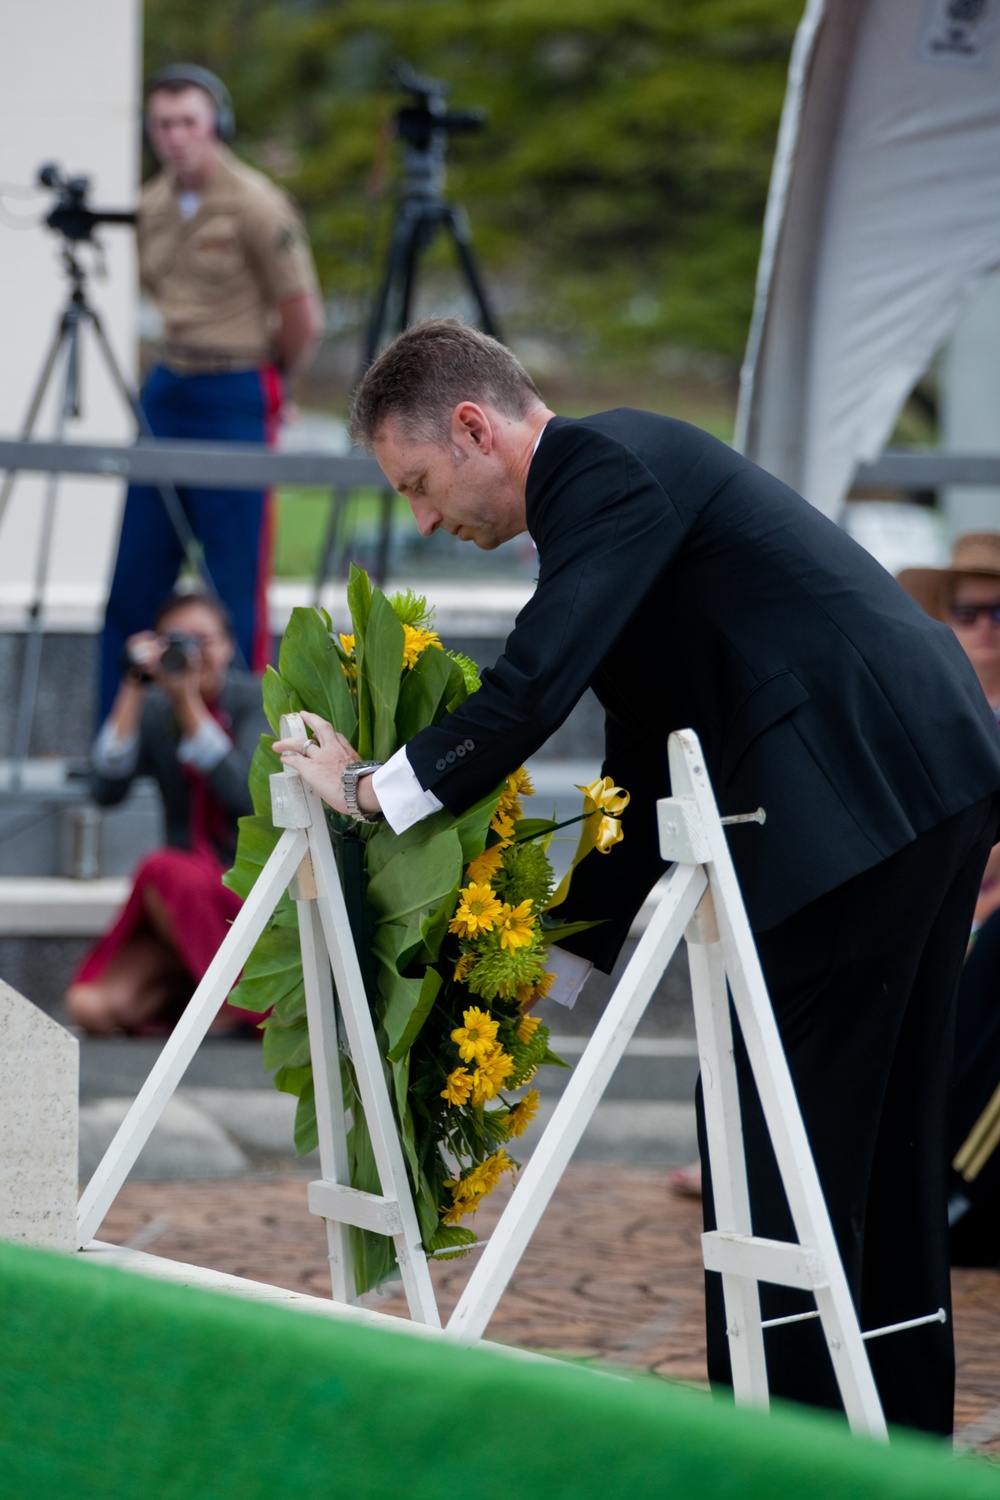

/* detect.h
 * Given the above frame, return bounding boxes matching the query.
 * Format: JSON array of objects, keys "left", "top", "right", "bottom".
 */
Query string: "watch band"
[{"left": 342, "top": 760, "right": 384, "bottom": 824}]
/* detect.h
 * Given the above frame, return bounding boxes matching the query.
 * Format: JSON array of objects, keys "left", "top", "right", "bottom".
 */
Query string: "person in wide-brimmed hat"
[
  {"left": 898, "top": 533, "right": 1000, "bottom": 722},
  {"left": 900, "top": 536, "right": 1000, "bottom": 1266}
]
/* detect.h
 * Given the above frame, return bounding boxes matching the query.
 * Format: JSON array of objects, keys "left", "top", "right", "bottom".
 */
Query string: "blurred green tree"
[{"left": 145, "top": 0, "right": 800, "bottom": 371}]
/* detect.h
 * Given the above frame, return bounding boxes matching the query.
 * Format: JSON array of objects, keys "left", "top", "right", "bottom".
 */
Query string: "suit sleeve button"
[
  {"left": 455, "top": 744, "right": 466, "bottom": 758},
  {"left": 464, "top": 738, "right": 475, "bottom": 751},
  {"left": 445, "top": 750, "right": 456, "bottom": 764},
  {"left": 436, "top": 758, "right": 447, "bottom": 771}
]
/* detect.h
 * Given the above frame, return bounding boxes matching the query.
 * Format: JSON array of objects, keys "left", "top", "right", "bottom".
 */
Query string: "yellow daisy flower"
[
  {"left": 470, "top": 1045, "right": 515, "bottom": 1104},
  {"left": 498, "top": 899, "right": 535, "bottom": 953},
  {"left": 504, "top": 1089, "right": 541, "bottom": 1139},
  {"left": 448, "top": 883, "right": 503, "bottom": 939},
  {"left": 440, "top": 1067, "right": 473, "bottom": 1106},
  {"left": 516, "top": 1013, "right": 541, "bottom": 1044},
  {"left": 338, "top": 632, "right": 355, "bottom": 654},
  {"left": 489, "top": 808, "right": 516, "bottom": 845},
  {"left": 401, "top": 623, "right": 442, "bottom": 670},
  {"left": 453, "top": 953, "right": 475, "bottom": 983},
  {"left": 507, "top": 767, "right": 535, "bottom": 800},
  {"left": 441, "top": 1150, "right": 513, "bottom": 1221},
  {"left": 451, "top": 1006, "right": 499, "bottom": 1063},
  {"left": 466, "top": 845, "right": 504, "bottom": 884}
]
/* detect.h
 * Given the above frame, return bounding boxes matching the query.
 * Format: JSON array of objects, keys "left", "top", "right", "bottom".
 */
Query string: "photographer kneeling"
[{"left": 66, "top": 591, "right": 268, "bottom": 1036}]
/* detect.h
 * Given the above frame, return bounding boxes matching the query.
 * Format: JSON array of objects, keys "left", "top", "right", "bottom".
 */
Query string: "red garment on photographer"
[{"left": 73, "top": 714, "right": 267, "bottom": 1034}]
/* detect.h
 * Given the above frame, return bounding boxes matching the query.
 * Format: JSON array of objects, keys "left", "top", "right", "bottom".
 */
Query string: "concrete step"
[{"left": 77, "top": 1034, "right": 701, "bottom": 1182}]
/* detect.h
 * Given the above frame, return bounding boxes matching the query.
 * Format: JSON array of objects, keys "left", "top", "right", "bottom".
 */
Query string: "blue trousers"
[{"left": 99, "top": 364, "right": 279, "bottom": 719}]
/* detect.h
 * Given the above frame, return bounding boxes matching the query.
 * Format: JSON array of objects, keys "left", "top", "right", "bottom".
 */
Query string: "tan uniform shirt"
[{"left": 138, "top": 147, "right": 319, "bottom": 369}]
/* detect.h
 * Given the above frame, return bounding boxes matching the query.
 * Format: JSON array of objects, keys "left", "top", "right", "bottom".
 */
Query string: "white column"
[
  {"left": 941, "top": 274, "right": 1000, "bottom": 535},
  {"left": 0, "top": 979, "right": 79, "bottom": 1250},
  {"left": 0, "top": 0, "right": 140, "bottom": 631}
]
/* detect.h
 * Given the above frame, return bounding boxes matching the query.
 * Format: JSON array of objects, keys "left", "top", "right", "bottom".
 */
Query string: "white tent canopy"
[{"left": 736, "top": 0, "right": 1000, "bottom": 520}]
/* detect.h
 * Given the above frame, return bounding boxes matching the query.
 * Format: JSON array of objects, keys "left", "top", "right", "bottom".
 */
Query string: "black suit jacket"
[
  {"left": 90, "top": 671, "right": 266, "bottom": 865},
  {"left": 407, "top": 412, "right": 1000, "bottom": 967}
]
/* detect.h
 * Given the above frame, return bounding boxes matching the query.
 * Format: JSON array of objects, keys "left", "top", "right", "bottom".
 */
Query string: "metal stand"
[
  {"left": 0, "top": 244, "right": 229, "bottom": 789},
  {"left": 75, "top": 725, "right": 945, "bottom": 1436},
  {"left": 361, "top": 109, "right": 500, "bottom": 370}
]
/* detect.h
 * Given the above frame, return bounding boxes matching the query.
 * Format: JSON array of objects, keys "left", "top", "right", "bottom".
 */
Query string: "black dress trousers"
[{"left": 699, "top": 794, "right": 1000, "bottom": 1437}]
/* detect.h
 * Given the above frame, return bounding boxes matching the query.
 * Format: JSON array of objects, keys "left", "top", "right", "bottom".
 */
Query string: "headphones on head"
[{"left": 144, "top": 64, "right": 235, "bottom": 142}]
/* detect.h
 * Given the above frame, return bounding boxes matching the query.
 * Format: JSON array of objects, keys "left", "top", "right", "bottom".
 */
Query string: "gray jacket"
[{"left": 90, "top": 670, "right": 267, "bottom": 864}]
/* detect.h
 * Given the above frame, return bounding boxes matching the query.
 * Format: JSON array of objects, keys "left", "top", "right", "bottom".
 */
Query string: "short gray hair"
[{"left": 348, "top": 318, "right": 542, "bottom": 449}]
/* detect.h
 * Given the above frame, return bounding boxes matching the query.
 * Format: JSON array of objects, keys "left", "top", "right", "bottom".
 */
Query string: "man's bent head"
[{"left": 348, "top": 318, "right": 543, "bottom": 451}]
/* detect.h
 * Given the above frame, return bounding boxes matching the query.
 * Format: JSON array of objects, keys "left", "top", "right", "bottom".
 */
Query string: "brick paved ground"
[{"left": 96, "top": 1164, "right": 1000, "bottom": 1455}]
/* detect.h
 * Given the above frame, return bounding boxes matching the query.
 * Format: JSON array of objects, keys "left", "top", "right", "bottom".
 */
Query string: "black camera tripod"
[
  {"left": 361, "top": 67, "right": 501, "bottom": 368},
  {"left": 0, "top": 178, "right": 226, "bottom": 790}
]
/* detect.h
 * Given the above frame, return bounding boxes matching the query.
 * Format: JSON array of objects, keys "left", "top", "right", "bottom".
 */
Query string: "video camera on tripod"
[
  {"left": 361, "top": 63, "right": 500, "bottom": 366},
  {"left": 392, "top": 63, "right": 487, "bottom": 152},
  {"left": 37, "top": 162, "right": 135, "bottom": 244}
]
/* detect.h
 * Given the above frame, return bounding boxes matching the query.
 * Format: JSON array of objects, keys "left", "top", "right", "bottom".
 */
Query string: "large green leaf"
[
  {"left": 539, "top": 917, "right": 602, "bottom": 945},
  {"left": 261, "top": 666, "right": 303, "bottom": 737},
  {"left": 346, "top": 563, "right": 372, "bottom": 638},
  {"left": 363, "top": 789, "right": 499, "bottom": 882},
  {"left": 293, "top": 1078, "right": 318, "bottom": 1155},
  {"left": 248, "top": 735, "right": 282, "bottom": 818},
  {"left": 356, "top": 591, "right": 404, "bottom": 762},
  {"left": 278, "top": 606, "right": 358, "bottom": 742},
  {"left": 395, "top": 647, "right": 465, "bottom": 744},
  {"left": 223, "top": 814, "right": 281, "bottom": 899},
  {"left": 274, "top": 1062, "right": 311, "bottom": 1098},
  {"left": 366, "top": 828, "right": 463, "bottom": 923},
  {"left": 227, "top": 922, "right": 303, "bottom": 1013},
  {"left": 262, "top": 1015, "right": 311, "bottom": 1072},
  {"left": 384, "top": 966, "right": 443, "bottom": 1063}
]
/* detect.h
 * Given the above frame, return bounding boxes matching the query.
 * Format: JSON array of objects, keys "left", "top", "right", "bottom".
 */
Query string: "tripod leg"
[
  {"left": 361, "top": 205, "right": 422, "bottom": 370},
  {"left": 373, "top": 489, "right": 394, "bottom": 588},
  {"left": 396, "top": 213, "right": 430, "bottom": 335},
  {"left": 0, "top": 316, "right": 70, "bottom": 533},
  {"left": 443, "top": 206, "right": 501, "bottom": 340},
  {"left": 9, "top": 329, "right": 75, "bottom": 788},
  {"left": 313, "top": 487, "right": 348, "bottom": 608}
]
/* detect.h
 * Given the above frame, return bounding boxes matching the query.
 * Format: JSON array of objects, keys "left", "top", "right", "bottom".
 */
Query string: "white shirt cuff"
[
  {"left": 372, "top": 747, "right": 443, "bottom": 834},
  {"left": 176, "top": 715, "right": 232, "bottom": 773},
  {"left": 543, "top": 944, "right": 593, "bottom": 1009},
  {"left": 92, "top": 720, "right": 140, "bottom": 778}
]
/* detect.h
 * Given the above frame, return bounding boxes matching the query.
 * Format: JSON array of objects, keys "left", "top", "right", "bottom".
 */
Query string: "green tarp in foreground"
[{"left": 0, "top": 1239, "right": 997, "bottom": 1499}]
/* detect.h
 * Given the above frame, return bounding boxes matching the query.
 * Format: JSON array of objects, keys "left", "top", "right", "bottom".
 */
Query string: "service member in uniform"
[{"left": 98, "top": 64, "right": 324, "bottom": 719}]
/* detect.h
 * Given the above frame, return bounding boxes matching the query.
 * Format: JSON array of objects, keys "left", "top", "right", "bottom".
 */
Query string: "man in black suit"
[{"left": 278, "top": 319, "right": 1000, "bottom": 1435}]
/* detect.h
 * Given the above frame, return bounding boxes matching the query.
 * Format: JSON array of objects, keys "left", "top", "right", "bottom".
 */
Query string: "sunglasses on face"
[{"left": 949, "top": 603, "right": 1000, "bottom": 627}]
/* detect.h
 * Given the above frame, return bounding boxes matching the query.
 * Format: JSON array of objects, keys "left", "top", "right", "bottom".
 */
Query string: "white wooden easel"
[
  {"left": 76, "top": 724, "right": 943, "bottom": 1439},
  {"left": 77, "top": 713, "right": 440, "bottom": 1326}
]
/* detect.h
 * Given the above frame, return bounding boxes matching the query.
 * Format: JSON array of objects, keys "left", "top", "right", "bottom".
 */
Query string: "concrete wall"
[{"left": 0, "top": 0, "right": 140, "bottom": 627}]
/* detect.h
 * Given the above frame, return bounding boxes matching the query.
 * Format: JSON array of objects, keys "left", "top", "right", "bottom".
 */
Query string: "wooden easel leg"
[
  {"left": 445, "top": 860, "right": 708, "bottom": 1342},
  {"left": 296, "top": 884, "right": 355, "bottom": 1303},
  {"left": 304, "top": 799, "right": 441, "bottom": 1327},
  {"left": 709, "top": 883, "right": 888, "bottom": 1438},
  {"left": 77, "top": 827, "right": 309, "bottom": 1248},
  {"left": 686, "top": 891, "right": 768, "bottom": 1409}
]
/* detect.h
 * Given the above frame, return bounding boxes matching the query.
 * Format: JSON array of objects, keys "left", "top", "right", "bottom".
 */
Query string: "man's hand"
[{"left": 273, "top": 710, "right": 382, "bottom": 818}]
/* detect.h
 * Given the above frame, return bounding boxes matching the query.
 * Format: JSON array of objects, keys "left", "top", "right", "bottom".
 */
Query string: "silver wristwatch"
[{"left": 342, "top": 760, "right": 384, "bottom": 824}]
